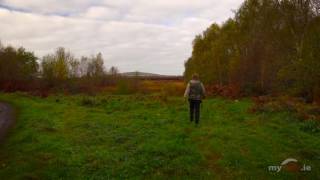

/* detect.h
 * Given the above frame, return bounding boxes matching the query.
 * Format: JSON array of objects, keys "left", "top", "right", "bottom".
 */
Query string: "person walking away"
[{"left": 184, "top": 73, "right": 206, "bottom": 125}]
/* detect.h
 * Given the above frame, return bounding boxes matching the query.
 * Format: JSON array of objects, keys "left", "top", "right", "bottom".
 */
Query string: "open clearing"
[{"left": 0, "top": 93, "right": 319, "bottom": 179}]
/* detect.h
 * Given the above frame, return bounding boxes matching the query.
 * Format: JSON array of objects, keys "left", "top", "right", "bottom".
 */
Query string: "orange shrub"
[
  {"left": 141, "top": 80, "right": 185, "bottom": 96},
  {"left": 206, "top": 84, "right": 241, "bottom": 99}
]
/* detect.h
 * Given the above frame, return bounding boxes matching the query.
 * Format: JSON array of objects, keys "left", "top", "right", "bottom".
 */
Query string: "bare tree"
[{"left": 109, "top": 66, "right": 119, "bottom": 76}]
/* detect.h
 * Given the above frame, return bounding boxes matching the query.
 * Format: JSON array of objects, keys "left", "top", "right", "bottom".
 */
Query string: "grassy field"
[{"left": 0, "top": 93, "right": 319, "bottom": 179}]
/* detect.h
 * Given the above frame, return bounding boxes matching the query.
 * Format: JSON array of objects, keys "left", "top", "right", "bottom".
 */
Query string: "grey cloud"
[{"left": 0, "top": 0, "right": 244, "bottom": 75}]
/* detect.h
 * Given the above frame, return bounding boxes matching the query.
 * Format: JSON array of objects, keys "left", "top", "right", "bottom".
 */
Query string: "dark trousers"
[{"left": 189, "top": 99, "right": 201, "bottom": 124}]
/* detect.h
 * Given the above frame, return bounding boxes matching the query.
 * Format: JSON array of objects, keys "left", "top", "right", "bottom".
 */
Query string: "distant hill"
[
  {"left": 120, "top": 71, "right": 183, "bottom": 80},
  {"left": 120, "top": 71, "right": 165, "bottom": 77}
]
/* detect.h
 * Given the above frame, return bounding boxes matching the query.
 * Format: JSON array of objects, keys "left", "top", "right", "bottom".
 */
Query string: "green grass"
[{"left": 0, "top": 93, "right": 319, "bottom": 179}]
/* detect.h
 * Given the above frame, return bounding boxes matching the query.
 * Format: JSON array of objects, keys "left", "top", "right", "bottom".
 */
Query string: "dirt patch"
[
  {"left": 0, "top": 102, "right": 15, "bottom": 142},
  {"left": 204, "top": 152, "right": 223, "bottom": 172}
]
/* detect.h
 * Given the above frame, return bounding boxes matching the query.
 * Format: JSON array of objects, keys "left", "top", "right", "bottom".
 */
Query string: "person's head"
[{"left": 192, "top": 73, "right": 199, "bottom": 80}]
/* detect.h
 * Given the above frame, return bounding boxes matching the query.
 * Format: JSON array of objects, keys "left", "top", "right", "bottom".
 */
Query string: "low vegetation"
[{"left": 0, "top": 93, "right": 319, "bottom": 179}]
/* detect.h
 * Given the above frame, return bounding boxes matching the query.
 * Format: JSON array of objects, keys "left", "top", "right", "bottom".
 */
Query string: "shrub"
[
  {"left": 80, "top": 97, "right": 98, "bottom": 106},
  {"left": 115, "top": 78, "right": 142, "bottom": 94},
  {"left": 300, "top": 120, "right": 320, "bottom": 134},
  {"left": 160, "top": 83, "right": 184, "bottom": 97},
  {"left": 249, "top": 96, "right": 320, "bottom": 122},
  {"left": 206, "top": 84, "right": 241, "bottom": 99}
]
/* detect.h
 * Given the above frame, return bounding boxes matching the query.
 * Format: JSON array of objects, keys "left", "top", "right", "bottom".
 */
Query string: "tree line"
[
  {"left": 0, "top": 43, "right": 119, "bottom": 92},
  {"left": 184, "top": 0, "right": 320, "bottom": 102}
]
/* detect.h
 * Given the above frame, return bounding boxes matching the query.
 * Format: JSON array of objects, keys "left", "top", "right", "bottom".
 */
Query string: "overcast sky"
[{"left": 0, "top": 0, "right": 243, "bottom": 75}]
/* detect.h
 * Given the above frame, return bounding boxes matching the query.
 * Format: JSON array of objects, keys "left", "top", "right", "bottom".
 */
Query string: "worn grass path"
[{"left": 0, "top": 93, "right": 319, "bottom": 179}]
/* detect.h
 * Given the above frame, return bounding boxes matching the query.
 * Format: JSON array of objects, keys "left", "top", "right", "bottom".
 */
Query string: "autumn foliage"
[{"left": 184, "top": 0, "right": 320, "bottom": 103}]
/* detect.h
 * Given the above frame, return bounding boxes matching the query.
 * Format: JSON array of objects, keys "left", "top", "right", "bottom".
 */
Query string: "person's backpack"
[{"left": 189, "top": 81, "right": 204, "bottom": 100}]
